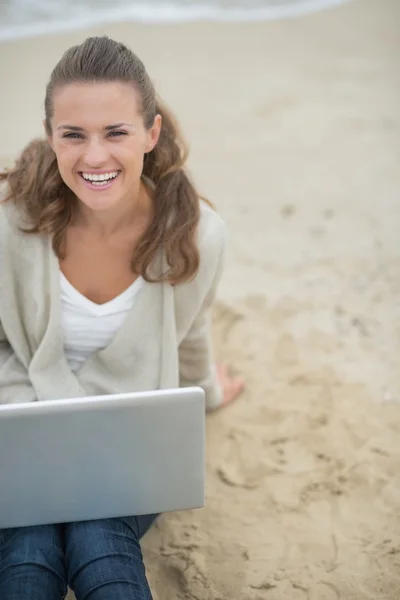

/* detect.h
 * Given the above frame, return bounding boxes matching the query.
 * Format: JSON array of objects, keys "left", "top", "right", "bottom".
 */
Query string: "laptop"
[{"left": 0, "top": 387, "right": 205, "bottom": 529}]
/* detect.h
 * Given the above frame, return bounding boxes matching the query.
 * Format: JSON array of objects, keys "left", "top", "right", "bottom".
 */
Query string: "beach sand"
[{"left": 1, "top": 0, "right": 400, "bottom": 597}]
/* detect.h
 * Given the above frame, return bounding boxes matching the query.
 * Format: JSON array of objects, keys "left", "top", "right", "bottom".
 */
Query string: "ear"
[
  {"left": 43, "top": 119, "right": 54, "bottom": 151},
  {"left": 144, "top": 114, "right": 162, "bottom": 153}
]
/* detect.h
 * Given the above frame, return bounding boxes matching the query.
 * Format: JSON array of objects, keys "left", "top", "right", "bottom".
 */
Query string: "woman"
[{"left": 0, "top": 36, "right": 244, "bottom": 599}]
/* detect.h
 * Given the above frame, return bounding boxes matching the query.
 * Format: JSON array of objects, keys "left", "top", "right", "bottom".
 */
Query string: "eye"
[
  {"left": 62, "top": 132, "right": 83, "bottom": 139},
  {"left": 108, "top": 130, "right": 127, "bottom": 138}
]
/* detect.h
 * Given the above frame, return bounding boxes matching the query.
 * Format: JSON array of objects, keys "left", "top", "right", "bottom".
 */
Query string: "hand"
[{"left": 216, "top": 363, "right": 245, "bottom": 409}]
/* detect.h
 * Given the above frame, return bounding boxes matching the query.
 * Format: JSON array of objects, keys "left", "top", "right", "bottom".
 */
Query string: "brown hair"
[{"left": 0, "top": 36, "right": 205, "bottom": 283}]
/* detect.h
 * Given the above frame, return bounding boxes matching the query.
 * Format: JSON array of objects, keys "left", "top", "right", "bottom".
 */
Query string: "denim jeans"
[{"left": 0, "top": 514, "right": 158, "bottom": 600}]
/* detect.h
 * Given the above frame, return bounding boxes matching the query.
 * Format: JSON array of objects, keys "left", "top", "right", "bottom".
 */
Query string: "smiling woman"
[
  {"left": 47, "top": 80, "right": 162, "bottom": 224},
  {"left": 0, "top": 36, "right": 244, "bottom": 600},
  {"left": 2, "top": 38, "right": 198, "bottom": 285}
]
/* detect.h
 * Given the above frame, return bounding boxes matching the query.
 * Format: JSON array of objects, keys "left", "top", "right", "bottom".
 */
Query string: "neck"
[{"left": 74, "top": 179, "right": 152, "bottom": 236}]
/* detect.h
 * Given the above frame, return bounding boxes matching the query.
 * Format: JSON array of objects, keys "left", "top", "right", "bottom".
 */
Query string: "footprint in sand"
[
  {"left": 309, "top": 581, "right": 341, "bottom": 600},
  {"left": 147, "top": 563, "right": 186, "bottom": 600},
  {"left": 215, "top": 429, "right": 271, "bottom": 489},
  {"left": 153, "top": 540, "right": 247, "bottom": 600}
]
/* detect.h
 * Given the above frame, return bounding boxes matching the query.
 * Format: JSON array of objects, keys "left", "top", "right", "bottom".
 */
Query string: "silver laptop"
[{"left": 0, "top": 387, "right": 205, "bottom": 529}]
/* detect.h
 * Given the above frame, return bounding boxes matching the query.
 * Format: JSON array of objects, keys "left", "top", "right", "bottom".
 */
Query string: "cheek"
[
  {"left": 54, "top": 146, "right": 79, "bottom": 174},
  {"left": 121, "top": 137, "right": 148, "bottom": 165},
  {"left": 54, "top": 155, "right": 80, "bottom": 190}
]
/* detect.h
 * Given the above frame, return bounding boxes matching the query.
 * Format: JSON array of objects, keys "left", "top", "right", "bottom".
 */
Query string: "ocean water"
[{"left": 0, "top": 0, "right": 351, "bottom": 41}]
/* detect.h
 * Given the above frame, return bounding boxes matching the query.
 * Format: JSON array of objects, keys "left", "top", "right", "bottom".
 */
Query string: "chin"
[{"left": 76, "top": 192, "right": 118, "bottom": 211}]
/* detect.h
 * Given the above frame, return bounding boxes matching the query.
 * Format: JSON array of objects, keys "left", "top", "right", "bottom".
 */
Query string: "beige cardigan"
[{"left": 0, "top": 200, "right": 225, "bottom": 410}]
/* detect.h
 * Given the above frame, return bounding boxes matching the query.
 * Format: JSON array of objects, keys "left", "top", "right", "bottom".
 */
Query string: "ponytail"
[{"left": 133, "top": 98, "right": 203, "bottom": 283}]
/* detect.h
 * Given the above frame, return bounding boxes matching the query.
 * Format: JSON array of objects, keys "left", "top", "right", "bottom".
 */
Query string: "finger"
[
  {"left": 231, "top": 375, "right": 245, "bottom": 390},
  {"left": 223, "top": 379, "right": 245, "bottom": 405}
]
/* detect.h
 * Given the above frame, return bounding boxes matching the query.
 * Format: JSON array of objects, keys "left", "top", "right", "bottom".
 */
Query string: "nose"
[{"left": 83, "top": 137, "right": 109, "bottom": 167}]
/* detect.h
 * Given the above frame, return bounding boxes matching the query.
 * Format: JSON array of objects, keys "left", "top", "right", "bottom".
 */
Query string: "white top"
[{"left": 60, "top": 272, "right": 143, "bottom": 372}]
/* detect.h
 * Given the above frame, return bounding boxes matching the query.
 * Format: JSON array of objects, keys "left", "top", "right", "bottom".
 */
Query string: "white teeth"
[{"left": 81, "top": 171, "right": 118, "bottom": 182}]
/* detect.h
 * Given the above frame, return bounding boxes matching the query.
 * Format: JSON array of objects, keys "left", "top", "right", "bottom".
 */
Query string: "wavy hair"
[{"left": 0, "top": 36, "right": 206, "bottom": 283}]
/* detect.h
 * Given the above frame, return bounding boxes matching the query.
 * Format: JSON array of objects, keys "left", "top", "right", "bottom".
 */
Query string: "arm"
[
  {"left": 178, "top": 235, "right": 225, "bottom": 412},
  {"left": 0, "top": 318, "right": 36, "bottom": 405}
]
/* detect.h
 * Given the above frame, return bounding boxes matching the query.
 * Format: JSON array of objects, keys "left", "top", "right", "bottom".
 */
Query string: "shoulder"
[
  {"left": 0, "top": 194, "right": 30, "bottom": 228},
  {"left": 0, "top": 200, "right": 31, "bottom": 244},
  {"left": 0, "top": 201, "right": 44, "bottom": 268},
  {"left": 0, "top": 200, "right": 18, "bottom": 239}
]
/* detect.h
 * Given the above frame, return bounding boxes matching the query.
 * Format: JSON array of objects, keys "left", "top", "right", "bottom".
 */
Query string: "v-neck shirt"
[{"left": 60, "top": 271, "right": 143, "bottom": 373}]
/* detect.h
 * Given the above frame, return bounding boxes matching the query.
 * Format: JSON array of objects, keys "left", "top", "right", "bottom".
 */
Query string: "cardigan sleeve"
[
  {"left": 0, "top": 318, "right": 35, "bottom": 405},
  {"left": 0, "top": 318, "right": 13, "bottom": 367},
  {"left": 178, "top": 231, "right": 226, "bottom": 412}
]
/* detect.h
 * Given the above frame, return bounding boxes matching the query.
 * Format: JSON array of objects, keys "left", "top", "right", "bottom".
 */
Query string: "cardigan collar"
[{"left": 25, "top": 233, "right": 178, "bottom": 400}]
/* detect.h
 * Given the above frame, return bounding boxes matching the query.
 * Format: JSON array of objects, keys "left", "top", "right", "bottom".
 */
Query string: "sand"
[{"left": 1, "top": 0, "right": 400, "bottom": 598}]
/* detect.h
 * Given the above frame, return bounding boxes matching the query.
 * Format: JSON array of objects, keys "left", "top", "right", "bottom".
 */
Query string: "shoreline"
[{"left": 0, "top": 0, "right": 353, "bottom": 42}]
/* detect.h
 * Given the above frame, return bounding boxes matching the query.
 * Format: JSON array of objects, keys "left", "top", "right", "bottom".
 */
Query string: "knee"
[
  {"left": 0, "top": 524, "right": 64, "bottom": 565},
  {"left": 65, "top": 518, "right": 143, "bottom": 566},
  {"left": 65, "top": 519, "right": 149, "bottom": 596},
  {"left": 0, "top": 525, "right": 66, "bottom": 589}
]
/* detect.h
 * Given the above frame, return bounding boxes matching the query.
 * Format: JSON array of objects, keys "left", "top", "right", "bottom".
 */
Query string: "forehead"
[{"left": 52, "top": 82, "right": 141, "bottom": 125}]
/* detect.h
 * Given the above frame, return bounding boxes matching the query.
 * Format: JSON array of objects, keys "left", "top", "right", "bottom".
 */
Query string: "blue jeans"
[{"left": 0, "top": 514, "right": 158, "bottom": 599}]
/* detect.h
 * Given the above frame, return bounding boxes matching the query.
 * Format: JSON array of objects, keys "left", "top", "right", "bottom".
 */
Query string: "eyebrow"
[{"left": 56, "top": 122, "right": 134, "bottom": 131}]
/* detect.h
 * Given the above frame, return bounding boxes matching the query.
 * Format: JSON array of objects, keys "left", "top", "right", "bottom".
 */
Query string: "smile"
[{"left": 79, "top": 171, "right": 121, "bottom": 190}]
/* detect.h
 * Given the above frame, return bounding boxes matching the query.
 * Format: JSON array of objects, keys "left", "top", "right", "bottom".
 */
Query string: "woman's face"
[{"left": 47, "top": 81, "right": 161, "bottom": 213}]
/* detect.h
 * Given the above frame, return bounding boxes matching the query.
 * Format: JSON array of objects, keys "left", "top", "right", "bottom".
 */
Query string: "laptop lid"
[{"left": 0, "top": 387, "right": 205, "bottom": 529}]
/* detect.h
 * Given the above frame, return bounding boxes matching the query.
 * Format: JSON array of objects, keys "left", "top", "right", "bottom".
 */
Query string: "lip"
[{"left": 79, "top": 171, "right": 121, "bottom": 191}]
